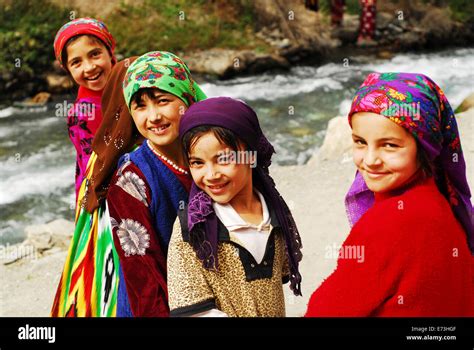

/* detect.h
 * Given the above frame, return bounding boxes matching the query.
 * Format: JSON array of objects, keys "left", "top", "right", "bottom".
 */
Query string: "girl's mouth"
[
  {"left": 85, "top": 72, "right": 102, "bottom": 81},
  {"left": 207, "top": 182, "right": 229, "bottom": 195},
  {"left": 365, "top": 170, "right": 390, "bottom": 179},
  {"left": 149, "top": 123, "right": 171, "bottom": 135}
]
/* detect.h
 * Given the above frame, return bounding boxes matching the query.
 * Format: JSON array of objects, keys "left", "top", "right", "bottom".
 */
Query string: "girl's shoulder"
[
  {"left": 353, "top": 178, "right": 458, "bottom": 245},
  {"left": 370, "top": 179, "right": 447, "bottom": 221},
  {"left": 108, "top": 159, "right": 151, "bottom": 205},
  {"left": 113, "top": 158, "right": 146, "bottom": 185}
]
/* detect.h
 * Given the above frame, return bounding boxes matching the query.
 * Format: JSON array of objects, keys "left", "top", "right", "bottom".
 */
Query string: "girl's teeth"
[
  {"left": 152, "top": 125, "right": 169, "bottom": 132},
  {"left": 211, "top": 184, "right": 225, "bottom": 189},
  {"left": 87, "top": 73, "right": 100, "bottom": 80}
]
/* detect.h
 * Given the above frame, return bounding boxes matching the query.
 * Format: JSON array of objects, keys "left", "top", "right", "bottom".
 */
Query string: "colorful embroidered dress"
[{"left": 51, "top": 157, "right": 119, "bottom": 316}]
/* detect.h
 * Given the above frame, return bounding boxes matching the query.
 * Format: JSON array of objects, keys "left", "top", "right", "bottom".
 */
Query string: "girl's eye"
[
  {"left": 132, "top": 103, "right": 145, "bottom": 110},
  {"left": 353, "top": 139, "right": 365, "bottom": 145},
  {"left": 218, "top": 156, "right": 232, "bottom": 164},
  {"left": 91, "top": 50, "right": 101, "bottom": 57},
  {"left": 70, "top": 60, "right": 80, "bottom": 67},
  {"left": 384, "top": 143, "right": 399, "bottom": 148},
  {"left": 157, "top": 99, "right": 170, "bottom": 104},
  {"left": 189, "top": 160, "right": 203, "bottom": 167}
]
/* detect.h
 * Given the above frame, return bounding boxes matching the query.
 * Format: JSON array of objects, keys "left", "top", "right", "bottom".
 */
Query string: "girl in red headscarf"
[{"left": 53, "top": 18, "right": 116, "bottom": 199}]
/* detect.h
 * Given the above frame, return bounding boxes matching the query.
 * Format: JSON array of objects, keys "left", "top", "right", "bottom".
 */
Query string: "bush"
[
  {"left": 107, "top": 0, "right": 264, "bottom": 58},
  {"left": 0, "top": 0, "right": 70, "bottom": 99}
]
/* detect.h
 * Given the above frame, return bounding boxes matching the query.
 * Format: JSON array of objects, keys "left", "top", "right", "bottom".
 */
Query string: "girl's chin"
[
  {"left": 148, "top": 134, "right": 176, "bottom": 147},
  {"left": 203, "top": 190, "right": 230, "bottom": 204},
  {"left": 84, "top": 70, "right": 110, "bottom": 89},
  {"left": 84, "top": 81, "right": 106, "bottom": 91},
  {"left": 364, "top": 178, "right": 389, "bottom": 192}
]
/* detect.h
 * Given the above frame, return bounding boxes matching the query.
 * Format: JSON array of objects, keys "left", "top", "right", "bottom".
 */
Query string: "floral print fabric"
[{"left": 122, "top": 51, "right": 207, "bottom": 109}]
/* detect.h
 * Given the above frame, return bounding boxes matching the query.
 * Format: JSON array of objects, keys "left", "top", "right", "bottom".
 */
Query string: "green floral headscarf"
[{"left": 123, "top": 51, "right": 207, "bottom": 109}]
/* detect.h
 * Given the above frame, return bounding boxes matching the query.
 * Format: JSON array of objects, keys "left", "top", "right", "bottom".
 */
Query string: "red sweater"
[{"left": 306, "top": 178, "right": 474, "bottom": 317}]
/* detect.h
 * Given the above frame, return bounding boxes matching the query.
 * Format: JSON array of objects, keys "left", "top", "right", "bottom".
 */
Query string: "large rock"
[
  {"left": 184, "top": 48, "right": 289, "bottom": 78},
  {"left": 13, "top": 92, "right": 51, "bottom": 108},
  {"left": 420, "top": 7, "right": 455, "bottom": 42},
  {"left": 251, "top": 0, "right": 338, "bottom": 55},
  {"left": 24, "top": 219, "right": 74, "bottom": 253},
  {"left": 455, "top": 92, "right": 474, "bottom": 113},
  {"left": 30, "top": 92, "right": 51, "bottom": 104},
  {"left": 46, "top": 74, "right": 73, "bottom": 93},
  {"left": 314, "top": 116, "right": 353, "bottom": 162},
  {"left": 397, "top": 29, "right": 425, "bottom": 49}
]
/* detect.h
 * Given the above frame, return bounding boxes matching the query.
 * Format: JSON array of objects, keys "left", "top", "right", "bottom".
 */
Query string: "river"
[{"left": 1, "top": 47, "right": 473, "bottom": 244}]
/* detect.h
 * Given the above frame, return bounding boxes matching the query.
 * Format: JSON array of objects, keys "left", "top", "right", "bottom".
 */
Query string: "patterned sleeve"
[
  {"left": 106, "top": 161, "right": 169, "bottom": 316},
  {"left": 167, "top": 218, "right": 216, "bottom": 317},
  {"left": 67, "top": 98, "right": 100, "bottom": 198}
]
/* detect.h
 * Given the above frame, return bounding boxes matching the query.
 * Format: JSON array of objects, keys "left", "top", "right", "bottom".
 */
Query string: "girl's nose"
[
  {"left": 148, "top": 106, "right": 162, "bottom": 122},
  {"left": 364, "top": 147, "right": 382, "bottom": 167},
  {"left": 84, "top": 60, "right": 96, "bottom": 73},
  {"left": 205, "top": 165, "right": 220, "bottom": 180}
]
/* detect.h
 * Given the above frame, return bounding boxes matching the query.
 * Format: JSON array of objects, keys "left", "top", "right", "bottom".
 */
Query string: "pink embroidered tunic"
[{"left": 67, "top": 86, "right": 103, "bottom": 198}]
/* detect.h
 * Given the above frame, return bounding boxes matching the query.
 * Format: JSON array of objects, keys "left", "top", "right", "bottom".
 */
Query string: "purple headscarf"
[
  {"left": 179, "top": 97, "right": 303, "bottom": 296},
  {"left": 345, "top": 72, "right": 473, "bottom": 253}
]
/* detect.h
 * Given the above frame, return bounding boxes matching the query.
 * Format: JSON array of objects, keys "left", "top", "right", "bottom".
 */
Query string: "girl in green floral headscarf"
[{"left": 107, "top": 51, "right": 206, "bottom": 316}]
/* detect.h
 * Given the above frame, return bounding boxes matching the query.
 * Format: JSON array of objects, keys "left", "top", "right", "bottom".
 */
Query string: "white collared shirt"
[{"left": 213, "top": 191, "right": 272, "bottom": 264}]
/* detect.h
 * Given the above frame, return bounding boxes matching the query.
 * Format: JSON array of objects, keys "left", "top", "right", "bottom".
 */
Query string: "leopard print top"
[{"left": 168, "top": 217, "right": 290, "bottom": 317}]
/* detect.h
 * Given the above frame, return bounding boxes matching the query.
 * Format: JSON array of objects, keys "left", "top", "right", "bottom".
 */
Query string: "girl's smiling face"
[
  {"left": 351, "top": 112, "right": 420, "bottom": 194},
  {"left": 188, "top": 131, "right": 254, "bottom": 205},
  {"left": 130, "top": 89, "right": 187, "bottom": 152},
  {"left": 66, "top": 35, "right": 113, "bottom": 91}
]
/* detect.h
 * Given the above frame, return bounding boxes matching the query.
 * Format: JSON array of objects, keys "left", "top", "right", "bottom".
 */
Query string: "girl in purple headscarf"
[
  {"left": 306, "top": 72, "right": 474, "bottom": 317},
  {"left": 167, "top": 97, "right": 303, "bottom": 317}
]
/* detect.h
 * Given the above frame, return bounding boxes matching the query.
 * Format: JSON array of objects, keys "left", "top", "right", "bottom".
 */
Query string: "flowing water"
[{"left": 1, "top": 47, "right": 473, "bottom": 244}]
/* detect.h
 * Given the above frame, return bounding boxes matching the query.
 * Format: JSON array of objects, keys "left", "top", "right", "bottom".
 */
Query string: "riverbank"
[
  {"left": 2, "top": 0, "right": 474, "bottom": 104},
  {"left": 2, "top": 103, "right": 472, "bottom": 317}
]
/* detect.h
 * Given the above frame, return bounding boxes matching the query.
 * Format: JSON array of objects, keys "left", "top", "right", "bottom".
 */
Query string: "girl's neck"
[
  {"left": 230, "top": 186, "right": 263, "bottom": 225},
  {"left": 77, "top": 85, "right": 103, "bottom": 99},
  {"left": 149, "top": 140, "right": 186, "bottom": 169}
]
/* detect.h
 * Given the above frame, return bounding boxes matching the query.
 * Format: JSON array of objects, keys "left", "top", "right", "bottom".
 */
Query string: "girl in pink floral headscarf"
[{"left": 306, "top": 72, "right": 473, "bottom": 317}]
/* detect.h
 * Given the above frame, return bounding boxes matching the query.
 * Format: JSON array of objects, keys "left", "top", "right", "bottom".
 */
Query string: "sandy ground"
[{"left": 1, "top": 108, "right": 472, "bottom": 317}]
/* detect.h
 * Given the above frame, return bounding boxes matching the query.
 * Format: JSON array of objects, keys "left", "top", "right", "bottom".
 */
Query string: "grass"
[{"left": 106, "top": 0, "right": 270, "bottom": 58}]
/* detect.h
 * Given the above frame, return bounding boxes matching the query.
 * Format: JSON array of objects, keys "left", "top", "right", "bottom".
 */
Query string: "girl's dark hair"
[
  {"left": 130, "top": 88, "right": 164, "bottom": 106},
  {"left": 182, "top": 125, "right": 248, "bottom": 164},
  {"left": 61, "top": 34, "right": 109, "bottom": 70},
  {"left": 416, "top": 139, "right": 434, "bottom": 178}
]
